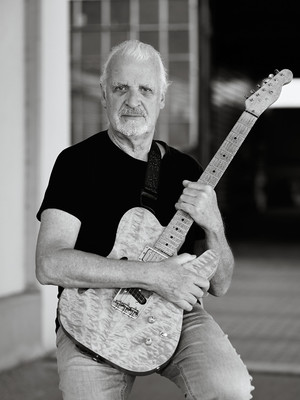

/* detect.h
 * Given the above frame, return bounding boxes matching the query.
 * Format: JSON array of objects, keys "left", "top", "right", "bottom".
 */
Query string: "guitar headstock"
[{"left": 245, "top": 69, "right": 293, "bottom": 116}]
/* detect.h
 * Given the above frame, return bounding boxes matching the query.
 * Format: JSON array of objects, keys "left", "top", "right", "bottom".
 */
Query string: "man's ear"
[{"left": 100, "top": 84, "right": 107, "bottom": 109}]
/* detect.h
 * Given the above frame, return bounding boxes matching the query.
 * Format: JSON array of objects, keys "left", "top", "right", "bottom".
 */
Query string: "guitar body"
[
  {"left": 58, "top": 207, "right": 218, "bottom": 375},
  {"left": 59, "top": 207, "right": 182, "bottom": 375}
]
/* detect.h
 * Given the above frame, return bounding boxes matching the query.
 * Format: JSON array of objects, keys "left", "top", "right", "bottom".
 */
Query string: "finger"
[
  {"left": 175, "top": 201, "right": 194, "bottom": 215},
  {"left": 176, "top": 253, "right": 197, "bottom": 264},
  {"left": 182, "top": 185, "right": 199, "bottom": 196},
  {"left": 182, "top": 180, "right": 191, "bottom": 187},
  {"left": 195, "top": 278, "right": 210, "bottom": 292},
  {"left": 184, "top": 181, "right": 215, "bottom": 196},
  {"left": 190, "top": 285, "right": 205, "bottom": 299},
  {"left": 182, "top": 263, "right": 211, "bottom": 291},
  {"left": 183, "top": 180, "right": 206, "bottom": 190},
  {"left": 179, "top": 193, "right": 198, "bottom": 205},
  {"left": 174, "top": 299, "right": 193, "bottom": 312}
]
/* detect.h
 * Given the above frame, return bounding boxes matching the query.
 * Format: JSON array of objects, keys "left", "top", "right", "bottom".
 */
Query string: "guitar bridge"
[{"left": 112, "top": 297, "right": 139, "bottom": 318}]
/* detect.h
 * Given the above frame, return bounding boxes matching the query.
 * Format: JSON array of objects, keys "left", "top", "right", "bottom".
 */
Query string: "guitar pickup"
[{"left": 139, "top": 245, "right": 169, "bottom": 262}]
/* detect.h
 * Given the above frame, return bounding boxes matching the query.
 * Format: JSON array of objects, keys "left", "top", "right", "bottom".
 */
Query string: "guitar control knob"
[
  {"left": 148, "top": 316, "right": 156, "bottom": 324},
  {"left": 160, "top": 331, "right": 168, "bottom": 337},
  {"left": 145, "top": 338, "right": 152, "bottom": 346}
]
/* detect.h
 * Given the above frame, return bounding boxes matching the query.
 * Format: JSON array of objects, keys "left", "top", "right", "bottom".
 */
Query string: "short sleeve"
[{"left": 36, "top": 148, "right": 85, "bottom": 221}]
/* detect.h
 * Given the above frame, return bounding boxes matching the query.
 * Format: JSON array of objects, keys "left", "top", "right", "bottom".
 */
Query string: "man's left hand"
[{"left": 175, "top": 180, "right": 223, "bottom": 233}]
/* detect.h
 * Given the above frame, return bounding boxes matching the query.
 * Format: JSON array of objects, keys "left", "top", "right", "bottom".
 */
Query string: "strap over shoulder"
[{"left": 140, "top": 141, "right": 161, "bottom": 215}]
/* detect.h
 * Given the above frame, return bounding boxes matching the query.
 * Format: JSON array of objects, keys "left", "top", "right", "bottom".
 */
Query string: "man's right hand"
[{"left": 150, "top": 253, "right": 210, "bottom": 312}]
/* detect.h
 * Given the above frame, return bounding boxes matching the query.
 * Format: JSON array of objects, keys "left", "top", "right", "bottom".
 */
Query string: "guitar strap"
[{"left": 140, "top": 140, "right": 161, "bottom": 215}]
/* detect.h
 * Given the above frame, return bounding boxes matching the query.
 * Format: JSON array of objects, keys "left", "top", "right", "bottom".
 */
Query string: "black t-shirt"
[
  {"left": 37, "top": 131, "right": 204, "bottom": 256},
  {"left": 37, "top": 131, "right": 204, "bottom": 331}
]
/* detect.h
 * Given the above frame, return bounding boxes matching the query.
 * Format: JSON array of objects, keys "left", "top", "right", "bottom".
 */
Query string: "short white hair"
[{"left": 100, "top": 40, "right": 170, "bottom": 95}]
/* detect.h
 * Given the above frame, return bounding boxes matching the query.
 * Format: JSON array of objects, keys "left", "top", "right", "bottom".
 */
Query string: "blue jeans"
[{"left": 56, "top": 304, "right": 254, "bottom": 399}]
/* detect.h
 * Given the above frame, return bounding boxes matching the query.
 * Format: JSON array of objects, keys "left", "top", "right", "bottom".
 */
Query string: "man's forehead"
[
  {"left": 110, "top": 78, "right": 155, "bottom": 88},
  {"left": 108, "top": 54, "right": 160, "bottom": 82}
]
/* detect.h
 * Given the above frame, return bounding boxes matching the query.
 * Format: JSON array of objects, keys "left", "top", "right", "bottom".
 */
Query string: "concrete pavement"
[{"left": 1, "top": 241, "right": 299, "bottom": 399}]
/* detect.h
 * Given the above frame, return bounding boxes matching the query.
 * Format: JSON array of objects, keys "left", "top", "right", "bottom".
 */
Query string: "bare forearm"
[
  {"left": 35, "top": 209, "right": 211, "bottom": 312},
  {"left": 36, "top": 248, "right": 152, "bottom": 290},
  {"left": 201, "top": 227, "right": 234, "bottom": 296}
]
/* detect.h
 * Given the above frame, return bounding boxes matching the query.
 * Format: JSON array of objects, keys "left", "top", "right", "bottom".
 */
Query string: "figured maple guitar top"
[{"left": 59, "top": 207, "right": 219, "bottom": 374}]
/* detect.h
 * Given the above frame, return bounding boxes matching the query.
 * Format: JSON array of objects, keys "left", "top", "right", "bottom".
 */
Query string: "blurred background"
[{"left": 0, "top": 0, "right": 299, "bottom": 399}]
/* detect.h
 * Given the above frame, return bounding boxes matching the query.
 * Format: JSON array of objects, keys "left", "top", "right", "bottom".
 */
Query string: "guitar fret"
[
  {"left": 222, "top": 139, "right": 239, "bottom": 154},
  {"left": 155, "top": 233, "right": 184, "bottom": 252},
  {"left": 156, "top": 232, "right": 183, "bottom": 247},
  {"left": 204, "top": 165, "right": 224, "bottom": 179},
  {"left": 232, "top": 120, "right": 252, "bottom": 135},
  {"left": 157, "top": 235, "right": 181, "bottom": 248},
  {"left": 198, "top": 171, "right": 219, "bottom": 187},
  {"left": 240, "top": 112, "right": 258, "bottom": 125},
  {"left": 227, "top": 131, "right": 246, "bottom": 146},
  {"left": 217, "top": 148, "right": 234, "bottom": 163},
  {"left": 210, "top": 157, "right": 230, "bottom": 170},
  {"left": 155, "top": 242, "right": 177, "bottom": 256}
]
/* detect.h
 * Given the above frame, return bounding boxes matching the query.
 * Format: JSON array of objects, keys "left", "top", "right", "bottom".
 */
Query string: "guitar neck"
[{"left": 154, "top": 110, "right": 258, "bottom": 256}]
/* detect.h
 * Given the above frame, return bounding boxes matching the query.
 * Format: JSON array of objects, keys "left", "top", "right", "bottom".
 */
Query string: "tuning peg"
[
  {"left": 268, "top": 74, "right": 274, "bottom": 78},
  {"left": 250, "top": 89, "right": 255, "bottom": 94},
  {"left": 256, "top": 84, "right": 261, "bottom": 88},
  {"left": 274, "top": 69, "right": 280, "bottom": 74}
]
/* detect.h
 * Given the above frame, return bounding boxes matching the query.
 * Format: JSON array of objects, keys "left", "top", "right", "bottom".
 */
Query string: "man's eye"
[
  {"left": 114, "top": 85, "right": 127, "bottom": 92},
  {"left": 141, "top": 87, "right": 153, "bottom": 94}
]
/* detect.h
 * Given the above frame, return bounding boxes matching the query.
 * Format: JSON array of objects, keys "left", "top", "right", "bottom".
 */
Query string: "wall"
[
  {"left": 0, "top": 0, "right": 25, "bottom": 298},
  {"left": 38, "top": 0, "right": 70, "bottom": 350},
  {"left": 0, "top": 0, "right": 70, "bottom": 370}
]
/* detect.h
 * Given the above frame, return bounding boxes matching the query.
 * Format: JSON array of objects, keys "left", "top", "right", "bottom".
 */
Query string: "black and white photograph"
[{"left": 0, "top": 1, "right": 299, "bottom": 399}]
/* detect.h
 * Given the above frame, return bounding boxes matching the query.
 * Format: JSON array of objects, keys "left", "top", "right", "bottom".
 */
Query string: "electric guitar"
[{"left": 58, "top": 69, "right": 293, "bottom": 375}]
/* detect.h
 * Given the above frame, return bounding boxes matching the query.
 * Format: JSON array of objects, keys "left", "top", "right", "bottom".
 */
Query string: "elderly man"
[{"left": 36, "top": 40, "right": 253, "bottom": 399}]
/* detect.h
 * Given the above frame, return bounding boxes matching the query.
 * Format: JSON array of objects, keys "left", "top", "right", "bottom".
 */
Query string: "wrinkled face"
[{"left": 101, "top": 54, "right": 165, "bottom": 138}]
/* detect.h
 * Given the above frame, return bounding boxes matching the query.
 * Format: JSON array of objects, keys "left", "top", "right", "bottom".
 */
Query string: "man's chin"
[{"left": 116, "top": 122, "right": 148, "bottom": 137}]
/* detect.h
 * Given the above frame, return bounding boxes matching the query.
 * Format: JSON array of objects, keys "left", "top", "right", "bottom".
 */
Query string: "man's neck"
[{"left": 107, "top": 128, "right": 153, "bottom": 161}]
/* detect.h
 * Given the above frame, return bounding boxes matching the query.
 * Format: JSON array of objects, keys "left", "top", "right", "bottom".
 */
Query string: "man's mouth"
[
  {"left": 120, "top": 108, "right": 146, "bottom": 118},
  {"left": 122, "top": 114, "right": 143, "bottom": 117}
]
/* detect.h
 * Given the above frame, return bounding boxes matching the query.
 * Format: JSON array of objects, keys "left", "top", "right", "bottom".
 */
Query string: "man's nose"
[{"left": 125, "top": 88, "right": 141, "bottom": 108}]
